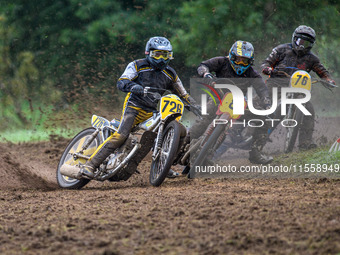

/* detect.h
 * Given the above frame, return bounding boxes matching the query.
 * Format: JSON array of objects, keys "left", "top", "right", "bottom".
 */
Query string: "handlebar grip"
[{"left": 319, "top": 80, "right": 338, "bottom": 89}]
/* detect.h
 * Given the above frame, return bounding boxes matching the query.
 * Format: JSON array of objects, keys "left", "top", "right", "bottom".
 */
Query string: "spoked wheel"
[
  {"left": 284, "top": 107, "right": 303, "bottom": 153},
  {"left": 56, "top": 128, "right": 100, "bottom": 189},
  {"left": 150, "top": 121, "right": 182, "bottom": 187}
]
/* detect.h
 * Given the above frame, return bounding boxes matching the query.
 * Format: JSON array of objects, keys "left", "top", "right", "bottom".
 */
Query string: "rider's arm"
[
  {"left": 311, "top": 55, "right": 336, "bottom": 86},
  {"left": 197, "top": 57, "right": 225, "bottom": 77},
  {"left": 261, "top": 45, "right": 283, "bottom": 75},
  {"left": 310, "top": 54, "right": 334, "bottom": 80},
  {"left": 117, "top": 61, "right": 140, "bottom": 92},
  {"left": 249, "top": 68, "right": 271, "bottom": 107},
  {"left": 172, "top": 76, "right": 197, "bottom": 106}
]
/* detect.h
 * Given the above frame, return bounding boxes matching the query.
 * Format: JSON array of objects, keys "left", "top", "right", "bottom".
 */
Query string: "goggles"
[
  {"left": 149, "top": 50, "right": 173, "bottom": 60},
  {"left": 295, "top": 37, "right": 314, "bottom": 48},
  {"left": 233, "top": 56, "right": 251, "bottom": 66}
]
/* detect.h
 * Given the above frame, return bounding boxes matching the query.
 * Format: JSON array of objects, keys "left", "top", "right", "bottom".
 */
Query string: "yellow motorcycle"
[{"left": 57, "top": 87, "right": 192, "bottom": 189}]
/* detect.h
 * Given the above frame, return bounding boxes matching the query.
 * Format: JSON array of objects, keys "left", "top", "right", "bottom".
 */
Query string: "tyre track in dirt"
[{"left": 0, "top": 117, "right": 339, "bottom": 254}]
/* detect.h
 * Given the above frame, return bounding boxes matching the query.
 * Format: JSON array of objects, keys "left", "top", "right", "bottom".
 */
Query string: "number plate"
[
  {"left": 216, "top": 92, "right": 247, "bottom": 119},
  {"left": 160, "top": 94, "right": 184, "bottom": 120},
  {"left": 290, "top": 70, "right": 312, "bottom": 91},
  {"left": 91, "top": 115, "right": 110, "bottom": 128}
]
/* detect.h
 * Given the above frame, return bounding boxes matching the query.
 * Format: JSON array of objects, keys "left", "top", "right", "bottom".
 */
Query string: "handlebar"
[
  {"left": 144, "top": 86, "right": 203, "bottom": 118},
  {"left": 271, "top": 69, "right": 291, "bottom": 78},
  {"left": 314, "top": 78, "right": 338, "bottom": 90},
  {"left": 270, "top": 68, "right": 337, "bottom": 90}
]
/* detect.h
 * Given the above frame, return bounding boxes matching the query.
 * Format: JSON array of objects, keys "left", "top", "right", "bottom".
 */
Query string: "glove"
[
  {"left": 130, "top": 85, "right": 144, "bottom": 96},
  {"left": 262, "top": 67, "right": 273, "bottom": 75},
  {"left": 326, "top": 79, "right": 336, "bottom": 87}
]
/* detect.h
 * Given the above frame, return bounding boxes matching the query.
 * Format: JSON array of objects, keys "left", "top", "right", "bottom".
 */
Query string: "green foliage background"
[{"left": 0, "top": 0, "right": 339, "bottom": 134}]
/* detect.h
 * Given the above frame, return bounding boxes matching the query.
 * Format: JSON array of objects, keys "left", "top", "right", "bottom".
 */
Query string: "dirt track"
[{"left": 0, "top": 117, "right": 340, "bottom": 254}]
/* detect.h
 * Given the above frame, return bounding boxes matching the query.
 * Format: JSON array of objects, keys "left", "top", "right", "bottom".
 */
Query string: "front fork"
[
  {"left": 71, "top": 128, "right": 101, "bottom": 162},
  {"left": 152, "top": 121, "right": 164, "bottom": 161}
]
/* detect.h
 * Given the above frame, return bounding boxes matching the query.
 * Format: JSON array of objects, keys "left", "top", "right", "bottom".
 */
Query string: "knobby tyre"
[
  {"left": 56, "top": 127, "right": 100, "bottom": 189},
  {"left": 150, "top": 121, "right": 182, "bottom": 187},
  {"left": 284, "top": 107, "right": 303, "bottom": 153}
]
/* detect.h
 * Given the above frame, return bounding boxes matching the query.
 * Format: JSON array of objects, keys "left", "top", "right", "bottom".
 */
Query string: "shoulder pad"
[{"left": 163, "top": 66, "right": 178, "bottom": 81}]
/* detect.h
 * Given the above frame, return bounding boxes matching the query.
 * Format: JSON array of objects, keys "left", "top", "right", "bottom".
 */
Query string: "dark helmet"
[
  {"left": 228, "top": 40, "right": 254, "bottom": 75},
  {"left": 145, "top": 36, "right": 173, "bottom": 70},
  {"left": 292, "top": 25, "right": 316, "bottom": 55}
]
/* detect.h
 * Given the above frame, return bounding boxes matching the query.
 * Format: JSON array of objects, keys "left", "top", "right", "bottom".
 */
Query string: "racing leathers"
[
  {"left": 261, "top": 43, "right": 334, "bottom": 149},
  {"left": 190, "top": 56, "right": 272, "bottom": 164},
  {"left": 85, "top": 58, "right": 196, "bottom": 179}
]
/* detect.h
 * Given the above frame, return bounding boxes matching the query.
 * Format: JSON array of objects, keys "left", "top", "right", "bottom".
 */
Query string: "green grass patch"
[
  {"left": 274, "top": 147, "right": 340, "bottom": 178},
  {"left": 275, "top": 147, "right": 340, "bottom": 166},
  {"left": 0, "top": 101, "right": 96, "bottom": 143},
  {"left": 0, "top": 126, "right": 83, "bottom": 143}
]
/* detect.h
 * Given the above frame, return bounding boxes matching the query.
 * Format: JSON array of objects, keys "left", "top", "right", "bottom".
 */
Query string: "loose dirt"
[{"left": 0, "top": 117, "right": 339, "bottom": 255}]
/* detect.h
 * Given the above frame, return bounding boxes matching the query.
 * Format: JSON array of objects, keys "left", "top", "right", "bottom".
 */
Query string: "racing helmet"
[
  {"left": 145, "top": 36, "right": 174, "bottom": 70},
  {"left": 229, "top": 40, "right": 254, "bottom": 75},
  {"left": 292, "top": 25, "right": 316, "bottom": 55}
]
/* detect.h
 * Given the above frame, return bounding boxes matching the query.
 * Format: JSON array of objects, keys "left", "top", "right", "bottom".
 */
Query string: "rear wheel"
[
  {"left": 284, "top": 107, "right": 303, "bottom": 153},
  {"left": 150, "top": 121, "right": 182, "bottom": 187},
  {"left": 56, "top": 128, "right": 100, "bottom": 189}
]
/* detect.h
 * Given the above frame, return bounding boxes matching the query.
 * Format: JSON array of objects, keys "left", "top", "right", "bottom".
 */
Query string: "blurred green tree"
[
  {"left": 0, "top": 0, "right": 339, "bottom": 127},
  {"left": 0, "top": 15, "right": 60, "bottom": 128}
]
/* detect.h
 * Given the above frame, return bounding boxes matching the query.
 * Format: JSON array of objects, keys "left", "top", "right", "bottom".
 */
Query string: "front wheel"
[
  {"left": 150, "top": 121, "right": 182, "bottom": 187},
  {"left": 284, "top": 107, "right": 303, "bottom": 153},
  {"left": 56, "top": 128, "right": 100, "bottom": 189},
  {"left": 189, "top": 123, "right": 225, "bottom": 178}
]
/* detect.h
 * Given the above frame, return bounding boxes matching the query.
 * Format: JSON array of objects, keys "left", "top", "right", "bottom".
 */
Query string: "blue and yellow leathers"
[{"left": 86, "top": 58, "right": 195, "bottom": 173}]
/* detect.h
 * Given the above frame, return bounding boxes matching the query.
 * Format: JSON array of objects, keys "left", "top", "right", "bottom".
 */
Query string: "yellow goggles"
[
  {"left": 149, "top": 50, "right": 173, "bottom": 60},
  {"left": 234, "top": 56, "right": 251, "bottom": 66}
]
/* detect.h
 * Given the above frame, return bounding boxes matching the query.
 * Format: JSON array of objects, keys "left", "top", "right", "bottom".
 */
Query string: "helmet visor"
[
  {"left": 295, "top": 37, "right": 314, "bottom": 48},
  {"left": 234, "top": 56, "right": 251, "bottom": 66},
  {"left": 149, "top": 50, "right": 173, "bottom": 60}
]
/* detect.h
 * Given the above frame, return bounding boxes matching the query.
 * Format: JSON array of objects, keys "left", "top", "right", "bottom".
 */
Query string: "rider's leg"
[
  {"left": 82, "top": 105, "right": 152, "bottom": 178},
  {"left": 246, "top": 112, "right": 273, "bottom": 164}
]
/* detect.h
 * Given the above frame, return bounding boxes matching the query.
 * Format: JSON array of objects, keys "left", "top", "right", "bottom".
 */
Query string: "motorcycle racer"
[
  {"left": 261, "top": 25, "right": 336, "bottom": 150},
  {"left": 189, "top": 40, "right": 273, "bottom": 164},
  {"left": 80, "top": 36, "right": 197, "bottom": 179}
]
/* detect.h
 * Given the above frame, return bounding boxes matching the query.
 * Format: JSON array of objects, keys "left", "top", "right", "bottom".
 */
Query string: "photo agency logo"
[{"left": 195, "top": 73, "right": 312, "bottom": 128}]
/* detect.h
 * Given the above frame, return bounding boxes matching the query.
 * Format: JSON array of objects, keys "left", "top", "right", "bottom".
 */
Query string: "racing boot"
[
  {"left": 80, "top": 165, "right": 95, "bottom": 179},
  {"left": 249, "top": 148, "right": 273, "bottom": 164},
  {"left": 298, "top": 143, "right": 317, "bottom": 151},
  {"left": 167, "top": 169, "right": 179, "bottom": 178},
  {"left": 81, "top": 133, "right": 127, "bottom": 178},
  {"left": 181, "top": 165, "right": 190, "bottom": 175}
]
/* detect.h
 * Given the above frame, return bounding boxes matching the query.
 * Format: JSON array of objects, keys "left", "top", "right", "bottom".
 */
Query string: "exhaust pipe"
[{"left": 60, "top": 164, "right": 82, "bottom": 179}]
